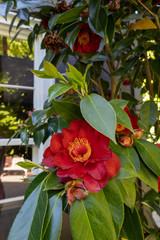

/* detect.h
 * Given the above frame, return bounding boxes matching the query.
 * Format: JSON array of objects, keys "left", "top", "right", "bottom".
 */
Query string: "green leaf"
[
  {"left": 43, "top": 61, "right": 66, "bottom": 81},
  {"left": 16, "top": 0, "right": 46, "bottom": 9},
  {"left": 57, "top": 117, "right": 69, "bottom": 132},
  {"left": 20, "top": 128, "right": 28, "bottom": 144},
  {"left": 48, "top": 83, "right": 73, "bottom": 101},
  {"left": 109, "top": 99, "right": 128, "bottom": 109},
  {"left": 151, "top": 58, "right": 160, "bottom": 77},
  {"left": 17, "top": 8, "right": 29, "bottom": 21},
  {"left": 88, "top": 0, "right": 100, "bottom": 28},
  {"left": 80, "top": 94, "right": 116, "bottom": 142},
  {"left": 135, "top": 139, "right": 160, "bottom": 177},
  {"left": 33, "top": 129, "right": 45, "bottom": 147},
  {"left": 116, "top": 178, "right": 136, "bottom": 210},
  {"left": 31, "top": 109, "right": 47, "bottom": 125},
  {"left": 122, "top": 92, "right": 139, "bottom": 105},
  {"left": 44, "top": 172, "right": 64, "bottom": 191},
  {"left": 122, "top": 13, "right": 142, "bottom": 22},
  {"left": 70, "top": 195, "right": 117, "bottom": 240},
  {"left": 48, "top": 116, "right": 58, "bottom": 134},
  {"left": 140, "top": 101, "right": 158, "bottom": 130},
  {"left": 0, "top": 0, "right": 14, "bottom": 19},
  {"left": 138, "top": 162, "right": 158, "bottom": 192},
  {"left": 55, "top": 5, "right": 87, "bottom": 24},
  {"left": 112, "top": 38, "right": 134, "bottom": 59},
  {"left": 24, "top": 172, "right": 48, "bottom": 201},
  {"left": 52, "top": 100, "right": 82, "bottom": 123},
  {"left": 8, "top": 183, "right": 48, "bottom": 240},
  {"left": 92, "top": 180, "right": 124, "bottom": 237},
  {"left": 116, "top": 147, "right": 138, "bottom": 179},
  {"left": 42, "top": 194, "right": 62, "bottom": 240},
  {"left": 88, "top": 6, "right": 107, "bottom": 40},
  {"left": 64, "top": 63, "right": 83, "bottom": 86},
  {"left": 17, "top": 160, "right": 46, "bottom": 172},
  {"left": 31, "top": 70, "right": 54, "bottom": 79},
  {"left": 65, "top": 25, "right": 80, "bottom": 51},
  {"left": 110, "top": 103, "right": 134, "bottom": 132},
  {"left": 123, "top": 206, "right": 144, "bottom": 240},
  {"left": 107, "top": 15, "right": 115, "bottom": 44}
]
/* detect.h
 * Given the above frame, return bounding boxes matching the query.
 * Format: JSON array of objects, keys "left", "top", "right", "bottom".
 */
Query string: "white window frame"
[{"left": 0, "top": 12, "right": 55, "bottom": 206}]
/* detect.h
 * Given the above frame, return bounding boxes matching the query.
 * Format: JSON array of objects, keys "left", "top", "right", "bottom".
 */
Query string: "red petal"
[
  {"left": 53, "top": 149, "right": 74, "bottom": 169},
  {"left": 106, "top": 152, "right": 121, "bottom": 179},
  {"left": 83, "top": 174, "right": 101, "bottom": 193},
  {"left": 84, "top": 161, "right": 107, "bottom": 180},
  {"left": 91, "top": 147, "right": 112, "bottom": 161},
  {"left": 57, "top": 162, "right": 86, "bottom": 179},
  {"left": 42, "top": 147, "right": 56, "bottom": 168},
  {"left": 62, "top": 128, "right": 77, "bottom": 148},
  {"left": 50, "top": 133, "right": 63, "bottom": 154}
]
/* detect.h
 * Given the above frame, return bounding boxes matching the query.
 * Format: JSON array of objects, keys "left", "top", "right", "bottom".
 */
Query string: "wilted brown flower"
[
  {"left": 44, "top": 32, "right": 64, "bottom": 53},
  {"left": 57, "top": 0, "right": 73, "bottom": 13}
]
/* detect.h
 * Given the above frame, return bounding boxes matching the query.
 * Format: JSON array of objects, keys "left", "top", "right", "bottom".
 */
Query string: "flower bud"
[
  {"left": 118, "top": 135, "right": 133, "bottom": 147},
  {"left": 18, "top": 124, "right": 25, "bottom": 130},
  {"left": 65, "top": 180, "right": 88, "bottom": 205},
  {"left": 133, "top": 129, "right": 144, "bottom": 140},
  {"left": 109, "top": 0, "right": 120, "bottom": 11}
]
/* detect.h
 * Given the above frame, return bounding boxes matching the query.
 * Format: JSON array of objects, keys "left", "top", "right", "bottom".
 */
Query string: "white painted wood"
[
  {"left": 0, "top": 138, "right": 34, "bottom": 146},
  {"left": 0, "top": 84, "right": 34, "bottom": 90}
]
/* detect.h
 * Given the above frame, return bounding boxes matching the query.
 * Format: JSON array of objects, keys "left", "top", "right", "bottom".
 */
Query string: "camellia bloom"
[
  {"left": 43, "top": 119, "right": 121, "bottom": 193},
  {"left": 118, "top": 135, "right": 133, "bottom": 147},
  {"left": 65, "top": 180, "right": 88, "bottom": 205},
  {"left": 73, "top": 23, "right": 102, "bottom": 53}
]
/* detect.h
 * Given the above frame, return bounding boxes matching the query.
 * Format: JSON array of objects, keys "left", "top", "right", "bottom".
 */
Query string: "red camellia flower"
[
  {"left": 43, "top": 119, "right": 121, "bottom": 193},
  {"left": 65, "top": 180, "right": 88, "bottom": 205},
  {"left": 73, "top": 23, "right": 102, "bottom": 53},
  {"left": 116, "top": 107, "right": 139, "bottom": 134}
]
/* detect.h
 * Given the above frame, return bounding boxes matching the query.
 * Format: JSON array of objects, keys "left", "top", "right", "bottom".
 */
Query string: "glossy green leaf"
[
  {"left": 57, "top": 117, "right": 69, "bottom": 132},
  {"left": 80, "top": 94, "right": 116, "bottom": 142},
  {"left": 43, "top": 61, "right": 66, "bottom": 81},
  {"left": 44, "top": 172, "right": 64, "bottom": 191},
  {"left": 16, "top": 0, "right": 46, "bottom": 9},
  {"left": 123, "top": 206, "right": 144, "bottom": 240},
  {"left": 135, "top": 139, "right": 160, "bottom": 177},
  {"left": 116, "top": 178, "right": 136, "bottom": 210},
  {"left": 122, "top": 92, "right": 139, "bottom": 105},
  {"left": 140, "top": 101, "right": 158, "bottom": 130},
  {"left": 48, "top": 83, "right": 73, "bottom": 101},
  {"left": 110, "top": 103, "right": 134, "bottom": 132},
  {"left": 65, "top": 25, "right": 80, "bottom": 51},
  {"left": 33, "top": 129, "right": 45, "bottom": 147},
  {"left": 151, "top": 58, "right": 160, "bottom": 77},
  {"left": 17, "top": 8, "right": 29, "bottom": 21},
  {"left": 17, "top": 160, "right": 39, "bottom": 169},
  {"left": 8, "top": 183, "right": 48, "bottom": 240},
  {"left": 46, "top": 105, "right": 56, "bottom": 118},
  {"left": 64, "top": 63, "right": 83, "bottom": 86},
  {"left": 20, "top": 128, "right": 28, "bottom": 144},
  {"left": 88, "top": 0, "right": 100, "bottom": 28},
  {"left": 92, "top": 180, "right": 124, "bottom": 237},
  {"left": 0, "top": 0, "right": 14, "bottom": 19},
  {"left": 52, "top": 100, "right": 82, "bottom": 123},
  {"left": 70, "top": 195, "right": 116, "bottom": 240},
  {"left": 112, "top": 38, "right": 134, "bottom": 59},
  {"left": 55, "top": 5, "right": 87, "bottom": 24},
  {"left": 109, "top": 99, "right": 128, "bottom": 109},
  {"left": 31, "top": 70, "right": 54, "bottom": 79},
  {"left": 48, "top": 116, "right": 58, "bottom": 134},
  {"left": 107, "top": 15, "right": 115, "bottom": 44},
  {"left": 24, "top": 172, "right": 48, "bottom": 201},
  {"left": 88, "top": 7, "right": 107, "bottom": 40},
  {"left": 138, "top": 162, "right": 158, "bottom": 192},
  {"left": 42, "top": 194, "right": 62, "bottom": 240},
  {"left": 31, "top": 109, "right": 47, "bottom": 125},
  {"left": 122, "top": 13, "right": 142, "bottom": 22}
]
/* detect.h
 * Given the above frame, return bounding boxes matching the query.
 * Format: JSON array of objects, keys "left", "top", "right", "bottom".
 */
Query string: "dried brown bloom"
[
  {"left": 44, "top": 32, "right": 64, "bottom": 53},
  {"left": 57, "top": 0, "right": 73, "bottom": 13}
]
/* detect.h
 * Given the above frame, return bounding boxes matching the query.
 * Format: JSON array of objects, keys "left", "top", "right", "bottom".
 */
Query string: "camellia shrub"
[{"left": 1, "top": 0, "right": 160, "bottom": 239}]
